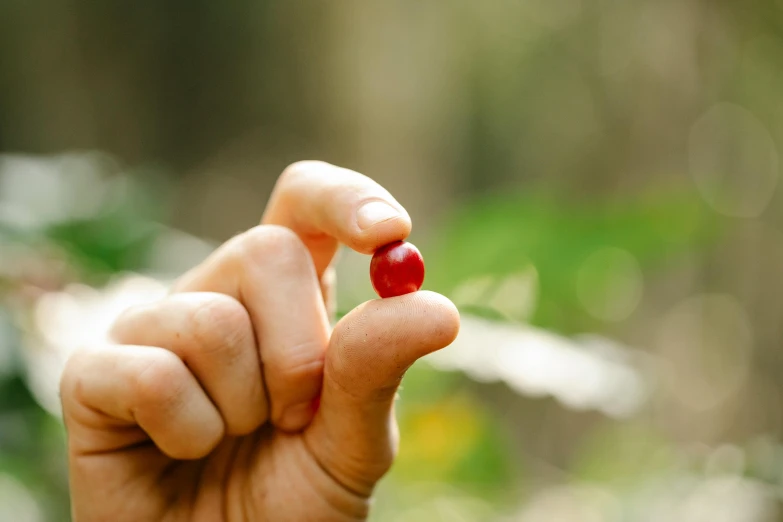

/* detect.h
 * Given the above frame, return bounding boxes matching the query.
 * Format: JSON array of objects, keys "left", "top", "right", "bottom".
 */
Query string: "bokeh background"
[{"left": 2, "top": 1, "right": 783, "bottom": 520}]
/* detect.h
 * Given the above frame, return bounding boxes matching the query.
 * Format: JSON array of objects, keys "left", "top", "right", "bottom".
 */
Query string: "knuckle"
[
  {"left": 132, "top": 351, "right": 188, "bottom": 411},
  {"left": 190, "top": 294, "right": 251, "bottom": 359},
  {"left": 108, "top": 303, "right": 150, "bottom": 343},
  {"left": 279, "top": 160, "right": 323, "bottom": 185},
  {"left": 236, "top": 225, "right": 310, "bottom": 271}
]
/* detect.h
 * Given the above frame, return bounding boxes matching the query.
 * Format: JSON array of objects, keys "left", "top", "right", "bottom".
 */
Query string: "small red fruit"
[{"left": 370, "top": 241, "right": 425, "bottom": 298}]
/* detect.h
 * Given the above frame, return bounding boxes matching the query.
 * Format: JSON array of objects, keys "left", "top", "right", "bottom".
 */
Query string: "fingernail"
[
  {"left": 357, "top": 201, "right": 399, "bottom": 230},
  {"left": 279, "top": 401, "right": 314, "bottom": 431}
]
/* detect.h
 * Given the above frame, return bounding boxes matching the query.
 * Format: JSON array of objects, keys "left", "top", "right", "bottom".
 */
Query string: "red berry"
[{"left": 370, "top": 241, "right": 425, "bottom": 298}]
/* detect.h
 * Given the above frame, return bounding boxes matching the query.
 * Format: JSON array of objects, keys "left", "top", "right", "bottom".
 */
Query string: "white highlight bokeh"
[
  {"left": 23, "top": 275, "right": 169, "bottom": 416},
  {"left": 0, "top": 152, "right": 118, "bottom": 229},
  {"left": 426, "top": 315, "right": 649, "bottom": 418},
  {"left": 0, "top": 473, "right": 42, "bottom": 522}
]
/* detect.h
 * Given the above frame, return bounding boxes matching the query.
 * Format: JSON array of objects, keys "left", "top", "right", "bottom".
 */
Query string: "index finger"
[{"left": 261, "top": 161, "right": 412, "bottom": 277}]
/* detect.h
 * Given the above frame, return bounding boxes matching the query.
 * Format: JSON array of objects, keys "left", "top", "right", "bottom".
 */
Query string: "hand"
[{"left": 59, "top": 161, "right": 460, "bottom": 521}]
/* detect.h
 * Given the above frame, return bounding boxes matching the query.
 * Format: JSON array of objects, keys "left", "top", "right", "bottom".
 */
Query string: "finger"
[
  {"left": 172, "top": 225, "right": 330, "bottom": 432},
  {"left": 321, "top": 265, "right": 337, "bottom": 324},
  {"left": 109, "top": 293, "right": 267, "bottom": 436},
  {"left": 262, "top": 161, "right": 412, "bottom": 277},
  {"left": 60, "top": 345, "right": 224, "bottom": 460},
  {"left": 304, "top": 291, "right": 460, "bottom": 496}
]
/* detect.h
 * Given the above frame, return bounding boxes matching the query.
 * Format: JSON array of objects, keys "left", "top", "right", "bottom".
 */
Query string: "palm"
[{"left": 73, "top": 423, "right": 376, "bottom": 522}]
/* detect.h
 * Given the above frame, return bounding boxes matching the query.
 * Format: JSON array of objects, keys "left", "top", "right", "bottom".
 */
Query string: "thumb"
[{"left": 303, "top": 291, "right": 460, "bottom": 497}]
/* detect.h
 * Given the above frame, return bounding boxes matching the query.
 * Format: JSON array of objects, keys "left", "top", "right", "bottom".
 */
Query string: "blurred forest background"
[{"left": 2, "top": 1, "right": 783, "bottom": 521}]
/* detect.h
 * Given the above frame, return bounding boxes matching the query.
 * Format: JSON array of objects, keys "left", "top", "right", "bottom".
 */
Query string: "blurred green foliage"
[{"left": 429, "top": 189, "right": 719, "bottom": 331}]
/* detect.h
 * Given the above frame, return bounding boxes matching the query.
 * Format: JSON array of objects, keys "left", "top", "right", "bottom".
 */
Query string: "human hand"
[{"left": 59, "top": 161, "right": 460, "bottom": 521}]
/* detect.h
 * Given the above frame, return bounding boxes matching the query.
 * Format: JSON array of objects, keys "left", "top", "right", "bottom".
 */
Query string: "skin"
[{"left": 59, "top": 161, "right": 461, "bottom": 521}]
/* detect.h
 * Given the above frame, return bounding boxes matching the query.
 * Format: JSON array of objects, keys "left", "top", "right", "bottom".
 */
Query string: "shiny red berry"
[{"left": 370, "top": 241, "right": 425, "bottom": 298}]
